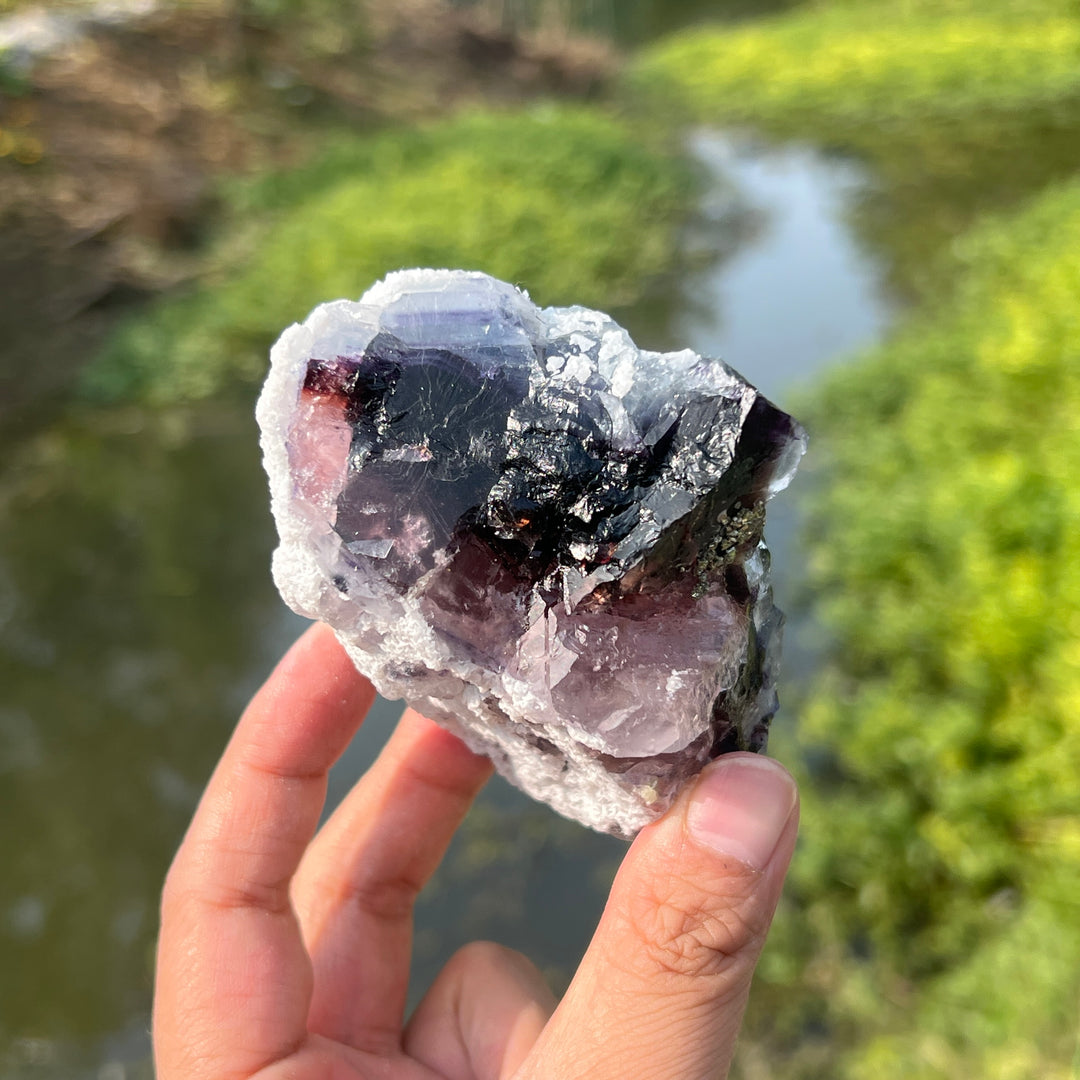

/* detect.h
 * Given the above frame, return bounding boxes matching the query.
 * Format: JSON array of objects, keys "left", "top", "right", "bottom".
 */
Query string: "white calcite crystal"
[{"left": 258, "top": 269, "right": 806, "bottom": 836}]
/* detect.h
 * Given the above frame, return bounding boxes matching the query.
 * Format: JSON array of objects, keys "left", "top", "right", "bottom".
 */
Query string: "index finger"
[{"left": 154, "top": 622, "right": 376, "bottom": 1080}]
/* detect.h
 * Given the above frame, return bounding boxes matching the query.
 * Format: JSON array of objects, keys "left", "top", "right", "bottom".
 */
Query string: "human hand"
[{"left": 155, "top": 622, "right": 798, "bottom": 1080}]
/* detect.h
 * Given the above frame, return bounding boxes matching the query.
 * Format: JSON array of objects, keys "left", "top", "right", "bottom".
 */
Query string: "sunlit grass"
[{"left": 631, "top": 3, "right": 1080, "bottom": 133}]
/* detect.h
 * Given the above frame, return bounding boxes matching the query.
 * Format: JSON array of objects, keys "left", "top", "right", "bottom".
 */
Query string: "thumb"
[{"left": 515, "top": 753, "right": 798, "bottom": 1080}]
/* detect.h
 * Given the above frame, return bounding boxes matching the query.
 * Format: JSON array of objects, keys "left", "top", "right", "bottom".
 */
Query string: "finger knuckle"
[
  {"left": 336, "top": 872, "right": 421, "bottom": 922},
  {"left": 622, "top": 868, "right": 768, "bottom": 984}
]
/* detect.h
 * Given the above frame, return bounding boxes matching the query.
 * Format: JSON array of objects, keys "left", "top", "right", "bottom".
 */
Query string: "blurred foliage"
[
  {"left": 83, "top": 105, "right": 695, "bottom": 404},
  {"left": 226, "top": 0, "right": 371, "bottom": 59},
  {"left": 448, "top": 0, "right": 801, "bottom": 43},
  {"left": 770, "top": 176, "right": 1080, "bottom": 1080},
  {"left": 630, "top": 1, "right": 1080, "bottom": 300},
  {"left": 745, "top": 125, "right": 1080, "bottom": 1080},
  {"left": 0, "top": 50, "right": 30, "bottom": 97},
  {"left": 631, "top": 3, "right": 1080, "bottom": 1077},
  {"left": 632, "top": 2, "right": 1080, "bottom": 129}
]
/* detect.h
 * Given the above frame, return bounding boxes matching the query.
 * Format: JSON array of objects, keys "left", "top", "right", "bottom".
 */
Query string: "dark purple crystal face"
[
  {"left": 269, "top": 271, "right": 807, "bottom": 833},
  {"left": 325, "top": 337, "right": 529, "bottom": 590},
  {"left": 292, "top": 276, "right": 536, "bottom": 590}
]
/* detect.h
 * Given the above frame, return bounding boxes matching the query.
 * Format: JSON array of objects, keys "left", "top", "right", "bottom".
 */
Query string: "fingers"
[
  {"left": 404, "top": 941, "right": 557, "bottom": 1080},
  {"left": 155, "top": 623, "right": 376, "bottom": 1080},
  {"left": 515, "top": 753, "right": 798, "bottom": 1080},
  {"left": 292, "top": 707, "right": 493, "bottom": 1054}
]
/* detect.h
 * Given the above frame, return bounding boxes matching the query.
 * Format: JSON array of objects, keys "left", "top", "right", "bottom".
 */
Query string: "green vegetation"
[
  {"left": 631, "top": 2, "right": 1080, "bottom": 299},
  {"left": 627, "top": 4, "right": 1080, "bottom": 1076},
  {"left": 84, "top": 106, "right": 694, "bottom": 404},
  {"left": 751, "top": 180, "right": 1080, "bottom": 1080},
  {"left": 632, "top": 3, "right": 1080, "bottom": 131}
]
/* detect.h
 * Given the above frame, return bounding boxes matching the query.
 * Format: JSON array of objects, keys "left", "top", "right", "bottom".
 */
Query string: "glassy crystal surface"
[{"left": 258, "top": 269, "right": 807, "bottom": 836}]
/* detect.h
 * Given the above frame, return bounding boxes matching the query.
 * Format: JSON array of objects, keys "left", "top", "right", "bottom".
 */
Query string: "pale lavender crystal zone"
[{"left": 258, "top": 269, "right": 806, "bottom": 837}]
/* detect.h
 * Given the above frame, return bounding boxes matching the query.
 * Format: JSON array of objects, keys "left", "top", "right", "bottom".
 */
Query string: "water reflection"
[
  {"left": 0, "top": 408, "right": 289, "bottom": 1077},
  {"left": 677, "top": 132, "right": 891, "bottom": 402},
  {"left": 847, "top": 102, "right": 1080, "bottom": 302},
  {"left": 690, "top": 132, "right": 892, "bottom": 674}
]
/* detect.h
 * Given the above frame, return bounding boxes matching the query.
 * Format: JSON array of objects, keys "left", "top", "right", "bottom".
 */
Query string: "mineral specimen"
[{"left": 258, "top": 269, "right": 806, "bottom": 837}]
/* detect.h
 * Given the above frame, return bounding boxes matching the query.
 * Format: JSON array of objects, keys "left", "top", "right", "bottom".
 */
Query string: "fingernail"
[{"left": 686, "top": 755, "right": 797, "bottom": 870}]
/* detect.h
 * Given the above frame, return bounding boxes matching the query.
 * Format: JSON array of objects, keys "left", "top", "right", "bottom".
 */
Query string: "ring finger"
[{"left": 291, "top": 707, "right": 493, "bottom": 1055}]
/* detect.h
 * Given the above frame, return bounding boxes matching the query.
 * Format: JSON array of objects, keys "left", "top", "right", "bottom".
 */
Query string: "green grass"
[
  {"left": 752, "top": 175, "right": 1080, "bottom": 1080},
  {"left": 632, "top": 3, "right": 1080, "bottom": 133},
  {"left": 83, "top": 105, "right": 696, "bottom": 404}
]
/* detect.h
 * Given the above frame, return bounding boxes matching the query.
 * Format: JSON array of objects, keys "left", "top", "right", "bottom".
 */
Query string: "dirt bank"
[{"left": 0, "top": 0, "right": 614, "bottom": 433}]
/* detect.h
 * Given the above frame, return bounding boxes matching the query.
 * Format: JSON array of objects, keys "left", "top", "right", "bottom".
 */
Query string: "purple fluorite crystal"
[{"left": 258, "top": 269, "right": 806, "bottom": 836}]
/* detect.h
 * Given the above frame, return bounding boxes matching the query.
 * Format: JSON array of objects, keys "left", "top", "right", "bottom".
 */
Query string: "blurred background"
[{"left": 1, "top": 0, "right": 1078, "bottom": 1076}]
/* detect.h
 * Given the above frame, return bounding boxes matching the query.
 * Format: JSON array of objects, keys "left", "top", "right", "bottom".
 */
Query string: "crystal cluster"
[{"left": 258, "top": 269, "right": 806, "bottom": 836}]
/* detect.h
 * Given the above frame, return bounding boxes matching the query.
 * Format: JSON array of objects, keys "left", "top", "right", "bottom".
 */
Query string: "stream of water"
[
  {"left": 678, "top": 131, "right": 891, "bottom": 401},
  {"left": 675, "top": 132, "right": 893, "bottom": 679}
]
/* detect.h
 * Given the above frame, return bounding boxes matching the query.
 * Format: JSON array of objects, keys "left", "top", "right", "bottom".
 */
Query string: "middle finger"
[{"left": 292, "top": 707, "right": 492, "bottom": 1054}]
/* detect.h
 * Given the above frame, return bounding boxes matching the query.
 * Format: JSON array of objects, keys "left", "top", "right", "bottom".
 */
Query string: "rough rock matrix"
[{"left": 258, "top": 269, "right": 806, "bottom": 836}]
